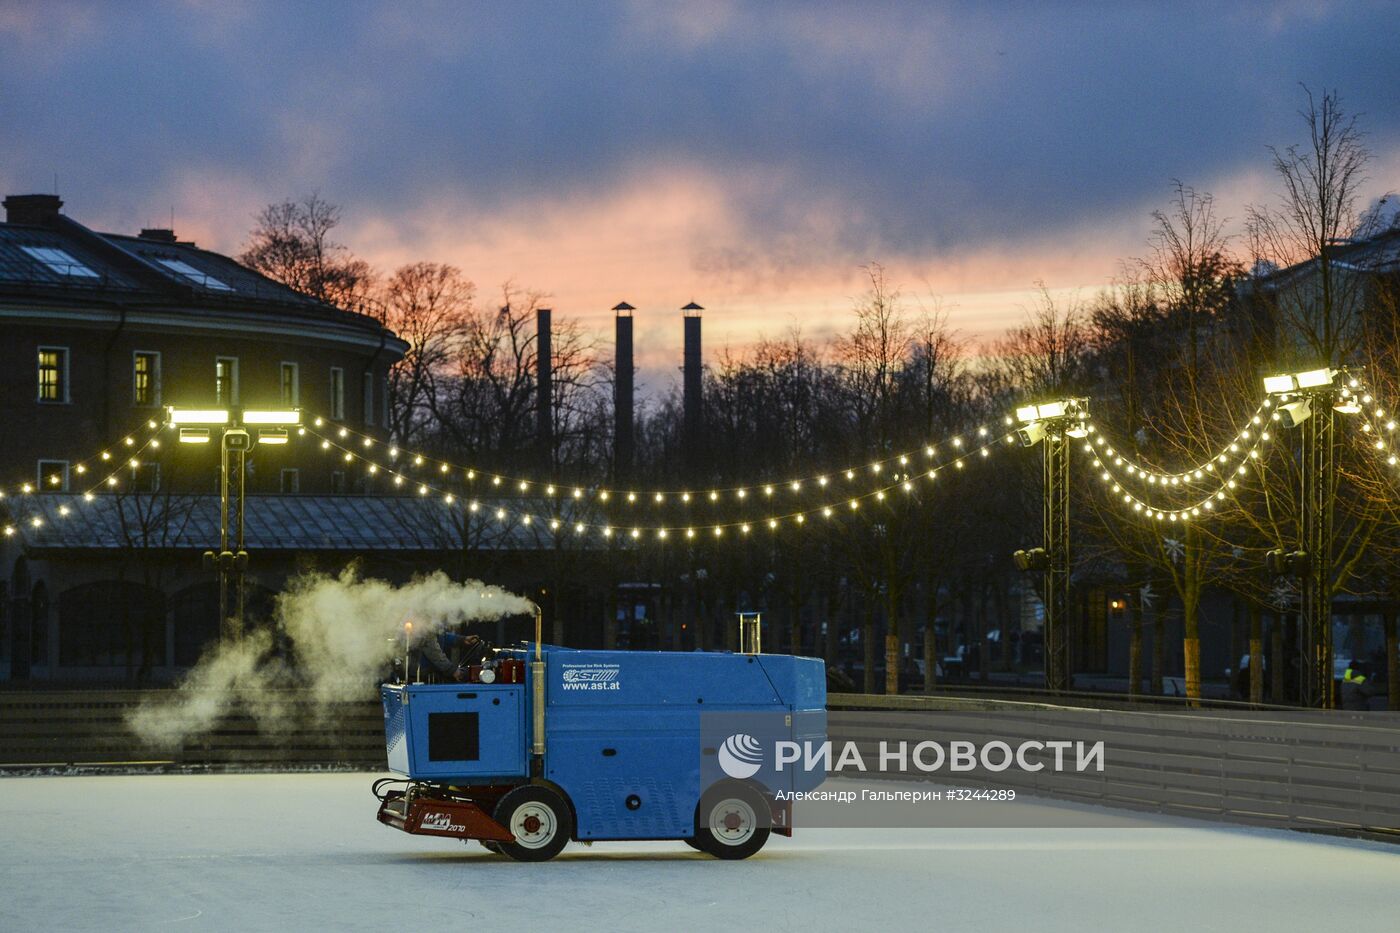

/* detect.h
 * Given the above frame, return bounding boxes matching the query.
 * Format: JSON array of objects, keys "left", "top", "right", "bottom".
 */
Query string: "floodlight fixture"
[
  {"left": 168, "top": 408, "right": 231, "bottom": 425},
  {"left": 1294, "top": 368, "right": 1335, "bottom": 389},
  {"left": 241, "top": 410, "right": 301, "bottom": 425},
  {"left": 178, "top": 428, "right": 212, "bottom": 444},
  {"left": 257, "top": 428, "right": 290, "bottom": 445},
  {"left": 1263, "top": 368, "right": 1336, "bottom": 394},
  {"left": 1277, "top": 399, "right": 1313, "bottom": 428},
  {"left": 1016, "top": 422, "right": 1047, "bottom": 447}
]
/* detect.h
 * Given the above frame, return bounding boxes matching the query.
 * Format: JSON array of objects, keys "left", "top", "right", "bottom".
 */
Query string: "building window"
[
  {"left": 216, "top": 357, "right": 239, "bottom": 405},
  {"left": 330, "top": 470, "right": 346, "bottom": 493},
  {"left": 131, "top": 462, "right": 161, "bottom": 493},
  {"left": 22, "top": 245, "right": 98, "bottom": 278},
  {"left": 280, "top": 362, "right": 300, "bottom": 407},
  {"left": 132, "top": 351, "right": 161, "bottom": 407},
  {"left": 37, "top": 346, "right": 69, "bottom": 403},
  {"left": 280, "top": 468, "right": 300, "bottom": 494},
  {"left": 154, "top": 256, "right": 233, "bottom": 291},
  {"left": 363, "top": 372, "right": 375, "bottom": 426},
  {"left": 329, "top": 367, "right": 345, "bottom": 420},
  {"left": 37, "top": 460, "right": 69, "bottom": 492}
]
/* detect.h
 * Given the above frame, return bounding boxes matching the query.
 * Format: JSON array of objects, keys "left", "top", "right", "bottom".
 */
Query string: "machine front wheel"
[
  {"left": 693, "top": 784, "right": 771, "bottom": 860},
  {"left": 493, "top": 786, "right": 572, "bottom": 862}
]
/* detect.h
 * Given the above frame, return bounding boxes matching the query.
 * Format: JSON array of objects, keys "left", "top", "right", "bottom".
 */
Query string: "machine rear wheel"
[
  {"left": 693, "top": 784, "right": 770, "bottom": 860},
  {"left": 493, "top": 786, "right": 572, "bottom": 862}
]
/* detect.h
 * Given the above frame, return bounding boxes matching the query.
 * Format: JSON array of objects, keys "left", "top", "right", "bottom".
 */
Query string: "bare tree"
[
  {"left": 240, "top": 194, "right": 376, "bottom": 310},
  {"left": 374, "top": 262, "right": 475, "bottom": 448},
  {"left": 1247, "top": 87, "right": 1384, "bottom": 363}
]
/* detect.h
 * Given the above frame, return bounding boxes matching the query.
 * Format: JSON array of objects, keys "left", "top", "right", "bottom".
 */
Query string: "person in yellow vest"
[{"left": 1341, "top": 658, "right": 1370, "bottom": 710}]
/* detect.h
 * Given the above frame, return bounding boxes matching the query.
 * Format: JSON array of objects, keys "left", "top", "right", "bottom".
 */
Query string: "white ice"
[{"left": 0, "top": 772, "right": 1396, "bottom": 932}]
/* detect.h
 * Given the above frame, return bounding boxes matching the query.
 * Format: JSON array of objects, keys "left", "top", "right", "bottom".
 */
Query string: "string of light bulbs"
[
  {"left": 1082, "top": 396, "right": 1273, "bottom": 489},
  {"left": 1082, "top": 429, "right": 1264, "bottom": 523},
  {"left": 1346, "top": 380, "right": 1400, "bottom": 473},
  {"left": 302, "top": 421, "right": 1019, "bottom": 539},
  {"left": 1, "top": 427, "right": 167, "bottom": 538},
  {"left": 0, "top": 417, "right": 168, "bottom": 500},
  {"left": 300, "top": 411, "right": 1018, "bottom": 504}
]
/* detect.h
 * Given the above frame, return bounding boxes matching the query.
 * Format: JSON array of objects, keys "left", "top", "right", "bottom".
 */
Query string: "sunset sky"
[{"left": 5, "top": 1, "right": 1400, "bottom": 391}]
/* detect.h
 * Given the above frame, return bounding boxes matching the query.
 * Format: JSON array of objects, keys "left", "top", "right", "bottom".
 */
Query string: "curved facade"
[{"left": 0, "top": 193, "right": 407, "bottom": 495}]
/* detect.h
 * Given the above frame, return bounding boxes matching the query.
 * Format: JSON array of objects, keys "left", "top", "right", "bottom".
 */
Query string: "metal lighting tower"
[
  {"left": 1013, "top": 398, "right": 1088, "bottom": 694},
  {"left": 170, "top": 407, "right": 299, "bottom": 639},
  {"left": 1263, "top": 368, "right": 1348, "bottom": 708}
]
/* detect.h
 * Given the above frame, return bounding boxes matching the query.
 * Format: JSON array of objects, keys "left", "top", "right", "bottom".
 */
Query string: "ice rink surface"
[{"left": 1, "top": 772, "right": 1397, "bottom": 932}]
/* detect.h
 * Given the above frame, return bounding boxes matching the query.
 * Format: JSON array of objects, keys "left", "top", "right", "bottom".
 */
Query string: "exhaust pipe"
[{"left": 528, "top": 602, "right": 546, "bottom": 762}]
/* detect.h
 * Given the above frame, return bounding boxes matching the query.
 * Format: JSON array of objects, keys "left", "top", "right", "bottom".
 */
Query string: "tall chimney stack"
[
  {"left": 682, "top": 302, "right": 704, "bottom": 475},
  {"left": 536, "top": 307, "right": 553, "bottom": 471},
  {"left": 613, "top": 302, "right": 635, "bottom": 481}
]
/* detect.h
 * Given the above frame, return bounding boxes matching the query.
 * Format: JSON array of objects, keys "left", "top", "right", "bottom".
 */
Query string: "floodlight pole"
[
  {"left": 1042, "top": 418, "right": 1072, "bottom": 694},
  {"left": 173, "top": 405, "right": 298, "bottom": 641},
  {"left": 1265, "top": 368, "right": 1347, "bottom": 709},
  {"left": 219, "top": 418, "right": 250, "bottom": 640},
  {"left": 1017, "top": 398, "right": 1086, "bottom": 694},
  {"left": 1300, "top": 392, "right": 1336, "bottom": 709}
]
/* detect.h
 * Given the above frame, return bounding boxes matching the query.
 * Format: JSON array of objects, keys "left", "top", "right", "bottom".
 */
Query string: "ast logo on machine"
[{"left": 560, "top": 664, "right": 621, "bottom": 691}]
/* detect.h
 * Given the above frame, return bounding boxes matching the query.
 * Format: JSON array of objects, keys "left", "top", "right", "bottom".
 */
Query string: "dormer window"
[
  {"left": 156, "top": 257, "right": 233, "bottom": 291},
  {"left": 22, "top": 245, "right": 98, "bottom": 278}
]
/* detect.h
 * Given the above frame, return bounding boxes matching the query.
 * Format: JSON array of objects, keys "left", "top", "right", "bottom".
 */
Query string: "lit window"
[
  {"left": 38, "top": 460, "right": 70, "bottom": 492},
  {"left": 156, "top": 257, "right": 233, "bottom": 291},
  {"left": 37, "top": 346, "right": 69, "bottom": 402},
  {"left": 280, "top": 469, "right": 300, "bottom": 494},
  {"left": 329, "top": 367, "right": 345, "bottom": 420},
  {"left": 280, "top": 362, "right": 299, "bottom": 406},
  {"left": 132, "top": 351, "right": 161, "bottom": 407},
  {"left": 22, "top": 246, "right": 98, "bottom": 278},
  {"left": 363, "top": 372, "right": 375, "bottom": 426},
  {"left": 215, "top": 357, "right": 239, "bottom": 405}
]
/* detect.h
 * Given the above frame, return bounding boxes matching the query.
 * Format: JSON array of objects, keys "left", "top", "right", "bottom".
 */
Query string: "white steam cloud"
[{"left": 128, "top": 569, "right": 534, "bottom": 748}]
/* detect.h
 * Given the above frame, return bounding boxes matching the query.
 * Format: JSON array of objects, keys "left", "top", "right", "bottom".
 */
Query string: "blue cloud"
[{"left": 4, "top": 1, "right": 1399, "bottom": 257}]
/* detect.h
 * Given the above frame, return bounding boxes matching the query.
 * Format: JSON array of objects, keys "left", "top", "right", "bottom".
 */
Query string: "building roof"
[
  {"left": 0, "top": 199, "right": 399, "bottom": 347},
  {"left": 1253, "top": 228, "right": 1400, "bottom": 288},
  {"left": 3, "top": 495, "right": 583, "bottom": 553}
]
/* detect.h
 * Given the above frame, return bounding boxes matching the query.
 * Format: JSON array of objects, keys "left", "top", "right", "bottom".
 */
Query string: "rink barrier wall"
[
  {"left": 0, "top": 690, "right": 384, "bottom": 767},
  {"left": 825, "top": 693, "right": 1400, "bottom": 834},
  {"left": 4, "top": 689, "right": 1398, "bottom": 836}
]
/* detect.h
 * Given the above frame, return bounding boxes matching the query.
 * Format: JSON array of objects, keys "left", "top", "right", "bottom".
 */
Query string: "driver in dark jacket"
[{"left": 408, "top": 628, "right": 489, "bottom": 683}]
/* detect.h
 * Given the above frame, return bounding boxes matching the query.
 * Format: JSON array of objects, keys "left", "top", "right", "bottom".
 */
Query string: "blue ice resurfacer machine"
[{"left": 374, "top": 609, "right": 826, "bottom": 860}]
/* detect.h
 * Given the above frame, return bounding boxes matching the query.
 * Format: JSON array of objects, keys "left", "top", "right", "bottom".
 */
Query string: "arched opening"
[
  {"left": 171, "top": 581, "right": 219, "bottom": 667},
  {"left": 57, "top": 580, "right": 165, "bottom": 671},
  {"left": 170, "top": 582, "right": 279, "bottom": 667}
]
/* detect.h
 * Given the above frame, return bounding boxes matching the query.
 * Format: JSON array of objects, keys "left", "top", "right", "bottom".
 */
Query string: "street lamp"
[{"left": 168, "top": 406, "right": 300, "bottom": 638}]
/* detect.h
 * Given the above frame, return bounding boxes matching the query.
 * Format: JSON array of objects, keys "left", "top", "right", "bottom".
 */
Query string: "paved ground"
[{"left": 0, "top": 772, "right": 1396, "bottom": 932}]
